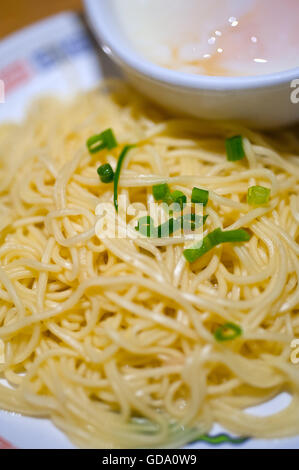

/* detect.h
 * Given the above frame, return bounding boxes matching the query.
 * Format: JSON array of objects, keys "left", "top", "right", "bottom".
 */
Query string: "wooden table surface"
[{"left": 0, "top": 0, "right": 83, "bottom": 39}]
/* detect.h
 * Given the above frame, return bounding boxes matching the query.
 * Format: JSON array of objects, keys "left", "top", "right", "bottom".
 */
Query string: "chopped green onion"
[
  {"left": 183, "top": 228, "right": 250, "bottom": 263},
  {"left": 153, "top": 184, "right": 187, "bottom": 207},
  {"left": 195, "top": 433, "right": 248, "bottom": 445},
  {"left": 225, "top": 135, "right": 245, "bottom": 162},
  {"left": 214, "top": 322, "right": 242, "bottom": 342},
  {"left": 87, "top": 128, "right": 118, "bottom": 154},
  {"left": 171, "top": 190, "right": 187, "bottom": 209},
  {"left": 152, "top": 183, "right": 170, "bottom": 201},
  {"left": 114, "top": 145, "right": 135, "bottom": 212},
  {"left": 191, "top": 187, "right": 209, "bottom": 206},
  {"left": 101, "top": 129, "right": 118, "bottom": 149},
  {"left": 183, "top": 234, "right": 214, "bottom": 263},
  {"left": 247, "top": 185, "right": 271, "bottom": 206},
  {"left": 97, "top": 163, "right": 114, "bottom": 183},
  {"left": 210, "top": 227, "right": 251, "bottom": 244}
]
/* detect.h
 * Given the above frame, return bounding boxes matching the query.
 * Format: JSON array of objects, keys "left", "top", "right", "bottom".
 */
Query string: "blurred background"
[{"left": 1, "top": 0, "right": 82, "bottom": 38}]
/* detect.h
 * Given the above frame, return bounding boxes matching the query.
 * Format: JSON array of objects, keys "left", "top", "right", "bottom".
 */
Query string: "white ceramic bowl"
[{"left": 84, "top": 0, "right": 299, "bottom": 129}]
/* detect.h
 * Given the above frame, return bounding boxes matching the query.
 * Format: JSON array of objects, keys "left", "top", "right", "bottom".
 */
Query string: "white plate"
[{"left": 0, "top": 13, "right": 298, "bottom": 450}]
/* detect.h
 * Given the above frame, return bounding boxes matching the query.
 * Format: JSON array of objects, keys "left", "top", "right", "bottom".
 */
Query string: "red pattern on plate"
[
  {"left": 0, "top": 436, "right": 16, "bottom": 449},
  {"left": 0, "top": 60, "right": 33, "bottom": 94}
]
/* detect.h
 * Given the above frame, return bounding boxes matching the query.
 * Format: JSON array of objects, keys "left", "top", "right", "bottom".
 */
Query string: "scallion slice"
[
  {"left": 114, "top": 145, "right": 135, "bottom": 212},
  {"left": 183, "top": 228, "right": 250, "bottom": 263},
  {"left": 247, "top": 185, "right": 271, "bottom": 206},
  {"left": 191, "top": 187, "right": 209, "bottom": 206},
  {"left": 152, "top": 183, "right": 170, "bottom": 201},
  {"left": 152, "top": 185, "right": 187, "bottom": 208},
  {"left": 210, "top": 227, "right": 251, "bottom": 244},
  {"left": 97, "top": 163, "right": 114, "bottom": 183},
  {"left": 171, "top": 190, "right": 187, "bottom": 209},
  {"left": 87, "top": 128, "right": 118, "bottom": 154},
  {"left": 214, "top": 323, "right": 242, "bottom": 342},
  {"left": 196, "top": 433, "right": 248, "bottom": 445},
  {"left": 225, "top": 135, "right": 245, "bottom": 162},
  {"left": 183, "top": 235, "right": 214, "bottom": 263}
]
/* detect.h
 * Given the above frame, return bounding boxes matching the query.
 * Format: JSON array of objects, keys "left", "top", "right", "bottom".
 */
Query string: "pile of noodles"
[{"left": 0, "top": 81, "right": 299, "bottom": 448}]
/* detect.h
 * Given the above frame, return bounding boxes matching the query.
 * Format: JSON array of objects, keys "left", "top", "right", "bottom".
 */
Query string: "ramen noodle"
[{"left": 0, "top": 81, "right": 299, "bottom": 448}]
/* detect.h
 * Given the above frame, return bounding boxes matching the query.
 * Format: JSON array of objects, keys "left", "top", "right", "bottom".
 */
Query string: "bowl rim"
[{"left": 84, "top": 0, "right": 299, "bottom": 92}]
